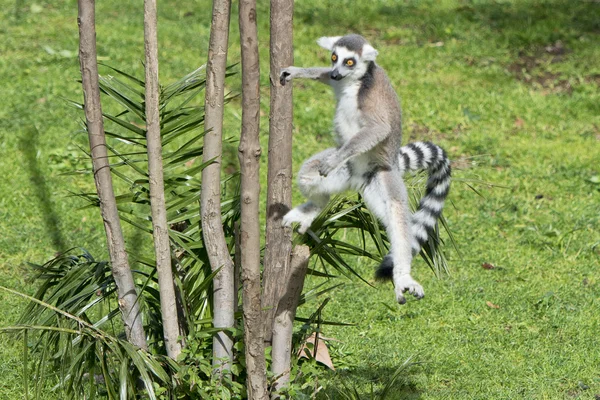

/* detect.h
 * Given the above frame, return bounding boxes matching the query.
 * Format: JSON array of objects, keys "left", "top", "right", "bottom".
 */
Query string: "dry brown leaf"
[
  {"left": 482, "top": 262, "right": 495, "bottom": 270},
  {"left": 297, "top": 333, "right": 335, "bottom": 370},
  {"left": 486, "top": 301, "right": 500, "bottom": 309},
  {"left": 514, "top": 117, "right": 525, "bottom": 128}
]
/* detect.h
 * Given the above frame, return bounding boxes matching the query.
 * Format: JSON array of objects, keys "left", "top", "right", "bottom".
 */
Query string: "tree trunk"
[
  {"left": 238, "top": 0, "right": 268, "bottom": 398},
  {"left": 76, "top": 0, "right": 147, "bottom": 350},
  {"left": 233, "top": 221, "right": 241, "bottom": 316},
  {"left": 271, "top": 245, "right": 310, "bottom": 397},
  {"left": 143, "top": 0, "right": 182, "bottom": 360},
  {"left": 201, "top": 0, "right": 234, "bottom": 373},
  {"left": 262, "top": 0, "right": 295, "bottom": 346}
]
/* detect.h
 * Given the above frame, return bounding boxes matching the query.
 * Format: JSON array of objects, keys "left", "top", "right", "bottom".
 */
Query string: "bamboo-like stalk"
[
  {"left": 238, "top": 0, "right": 268, "bottom": 398},
  {"left": 262, "top": 0, "right": 295, "bottom": 346},
  {"left": 76, "top": 0, "right": 147, "bottom": 350},
  {"left": 143, "top": 0, "right": 182, "bottom": 359},
  {"left": 271, "top": 245, "right": 310, "bottom": 397},
  {"left": 200, "top": 0, "right": 235, "bottom": 372}
]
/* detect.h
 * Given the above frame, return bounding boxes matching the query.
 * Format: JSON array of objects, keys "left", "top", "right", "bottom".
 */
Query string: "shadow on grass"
[
  {"left": 322, "top": 365, "right": 422, "bottom": 399},
  {"left": 18, "top": 125, "right": 67, "bottom": 252},
  {"left": 296, "top": 0, "right": 599, "bottom": 48}
]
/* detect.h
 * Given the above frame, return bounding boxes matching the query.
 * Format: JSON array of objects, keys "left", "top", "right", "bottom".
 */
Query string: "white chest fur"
[{"left": 333, "top": 82, "right": 362, "bottom": 145}]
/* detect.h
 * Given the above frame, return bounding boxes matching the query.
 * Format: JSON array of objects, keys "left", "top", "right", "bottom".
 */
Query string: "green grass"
[{"left": 1, "top": 0, "right": 599, "bottom": 398}]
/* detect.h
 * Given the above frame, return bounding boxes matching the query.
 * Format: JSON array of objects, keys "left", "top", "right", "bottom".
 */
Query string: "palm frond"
[
  {"left": 1, "top": 279, "right": 173, "bottom": 399},
  {"left": 6, "top": 65, "right": 242, "bottom": 398}
]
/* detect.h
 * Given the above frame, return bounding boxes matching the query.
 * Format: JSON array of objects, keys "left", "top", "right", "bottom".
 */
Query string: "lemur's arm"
[
  {"left": 318, "top": 121, "right": 391, "bottom": 176},
  {"left": 280, "top": 67, "right": 331, "bottom": 86}
]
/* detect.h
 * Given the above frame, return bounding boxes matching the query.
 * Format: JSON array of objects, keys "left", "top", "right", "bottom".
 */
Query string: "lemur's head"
[{"left": 317, "top": 34, "right": 378, "bottom": 81}]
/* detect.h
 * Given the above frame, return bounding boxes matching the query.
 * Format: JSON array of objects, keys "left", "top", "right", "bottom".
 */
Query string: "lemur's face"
[
  {"left": 329, "top": 47, "right": 360, "bottom": 81},
  {"left": 317, "top": 35, "right": 378, "bottom": 82}
]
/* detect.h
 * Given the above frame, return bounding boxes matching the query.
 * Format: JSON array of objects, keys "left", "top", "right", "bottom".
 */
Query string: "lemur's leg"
[
  {"left": 283, "top": 148, "right": 351, "bottom": 233},
  {"left": 361, "top": 169, "right": 424, "bottom": 304}
]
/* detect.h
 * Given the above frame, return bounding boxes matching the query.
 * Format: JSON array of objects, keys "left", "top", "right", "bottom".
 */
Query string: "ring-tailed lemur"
[{"left": 280, "top": 34, "right": 451, "bottom": 304}]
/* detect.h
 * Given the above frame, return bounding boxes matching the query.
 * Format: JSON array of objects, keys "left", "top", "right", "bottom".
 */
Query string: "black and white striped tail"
[{"left": 375, "top": 141, "right": 451, "bottom": 281}]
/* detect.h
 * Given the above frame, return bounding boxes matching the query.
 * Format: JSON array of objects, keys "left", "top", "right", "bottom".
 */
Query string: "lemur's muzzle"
[{"left": 330, "top": 69, "right": 343, "bottom": 81}]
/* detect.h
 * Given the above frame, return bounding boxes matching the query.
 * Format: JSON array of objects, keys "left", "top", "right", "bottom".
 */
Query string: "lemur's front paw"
[
  {"left": 394, "top": 275, "right": 425, "bottom": 305},
  {"left": 279, "top": 67, "right": 295, "bottom": 86},
  {"left": 282, "top": 207, "right": 315, "bottom": 234},
  {"left": 317, "top": 157, "right": 336, "bottom": 177}
]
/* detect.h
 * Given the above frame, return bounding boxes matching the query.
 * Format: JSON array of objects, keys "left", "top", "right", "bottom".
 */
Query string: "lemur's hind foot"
[
  {"left": 375, "top": 255, "right": 424, "bottom": 304},
  {"left": 394, "top": 275, "right": 424, "bottom": 305}
]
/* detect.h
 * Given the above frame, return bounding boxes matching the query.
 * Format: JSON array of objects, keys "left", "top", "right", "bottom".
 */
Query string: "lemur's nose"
[{"left": 330, "top": 70, "right": 342, "bottom": 81}]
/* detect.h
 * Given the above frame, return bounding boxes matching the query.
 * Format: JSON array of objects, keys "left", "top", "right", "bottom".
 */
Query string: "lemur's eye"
[
  {"left": 346, "top": 59, "right": 355, "bottom": 67},
  {"left": 331, "top": 54, "right": 337, "bottom": 62}
]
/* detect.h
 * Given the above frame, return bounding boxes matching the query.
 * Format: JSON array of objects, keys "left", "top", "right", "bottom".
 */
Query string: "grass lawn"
[{"left": 1, "top": 0, "right": 599, "bottom": 398}]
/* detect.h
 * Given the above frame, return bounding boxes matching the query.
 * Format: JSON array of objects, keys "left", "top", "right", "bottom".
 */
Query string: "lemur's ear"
[
  {"left": 362, "top": 44, "right": 378, "bottom": 61},
  {"left": 317, "top": 36, "right": 342, "bottom": 51}
]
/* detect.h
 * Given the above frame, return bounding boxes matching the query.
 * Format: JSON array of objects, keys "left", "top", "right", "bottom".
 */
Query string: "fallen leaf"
[
  {"left": 298, "top": 333, "right": 335, "bottom": 370},
  {"left": 514, "top": 117, "right": 525, "bottom": 128},
  {"left": 486, "top": 301, "right": 500, "bottom": 309},
  {"left": 482, "top": 263, "right": 495, "bottom": 270}
]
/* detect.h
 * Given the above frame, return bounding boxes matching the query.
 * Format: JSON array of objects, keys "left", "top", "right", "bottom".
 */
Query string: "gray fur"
[{"left": 334, "top": 34, "right": 368, "bottom": 54}]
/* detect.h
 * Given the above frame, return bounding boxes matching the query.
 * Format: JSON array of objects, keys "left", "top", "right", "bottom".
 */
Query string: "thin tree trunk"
[
  {"left": 143, "top": 0, "right": 182, "bottom": 360},
  {"left": 262, "top": 0, "right": 295, "bottom": 346},
  {"left": 238, "top": 0, "right": 268, "bottom": 398},
  {"left": 271, "top": 245, "right": 310, "bottom": 397},
  {"left": 77, "top": 0, "right": 147, "bottom": 350},
  {"left": 233, "top": 221, "right": 241, "bottom": 316},
  {"left": 201, "top": 0, "right": 234, "bottom": 372}
]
